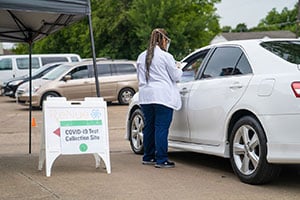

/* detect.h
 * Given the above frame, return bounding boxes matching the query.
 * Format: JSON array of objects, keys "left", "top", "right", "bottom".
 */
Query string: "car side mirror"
[{"left": 63, "top": 75, "right": 72, "bottom": 81}]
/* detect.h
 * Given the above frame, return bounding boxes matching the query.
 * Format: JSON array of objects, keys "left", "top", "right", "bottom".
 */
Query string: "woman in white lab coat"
[{"left": 137, "top": 28, "right": 182, "bottom": 168}]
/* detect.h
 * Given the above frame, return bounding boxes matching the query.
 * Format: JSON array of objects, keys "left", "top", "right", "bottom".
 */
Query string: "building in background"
[
  {"left": 210, "top": 30, "right": 297, "bottom": 44},
  {"left": 0, "top": 43, "right": 14, "bottom": 55}
]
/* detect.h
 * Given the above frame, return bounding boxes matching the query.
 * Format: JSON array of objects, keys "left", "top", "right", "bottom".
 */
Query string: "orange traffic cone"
[{"left": 31, "top": 117, "right": 37, "bottom": 127}]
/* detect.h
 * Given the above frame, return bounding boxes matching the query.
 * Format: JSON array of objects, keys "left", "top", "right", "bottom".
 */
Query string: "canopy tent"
[
  {"left": 0, "top": 0, "right": 90, "bottom": 42},
  {"left": 0, "top": 0, "right": 100, "bottom": 153}
]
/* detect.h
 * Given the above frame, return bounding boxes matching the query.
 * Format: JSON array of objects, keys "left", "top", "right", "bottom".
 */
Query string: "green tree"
[
  {"left": 251, "top": 5, "right": 298, "bottom": 33},
  {"left": 13, "top": 0, "right": 221, "bottom": 61},
  {"left": 13, "top": 18, "right": 89, "bottom": 56},
  {"left": 128, "top": 0, "right": 221, "bottom": 60},
  {"left": 221, "top": 26, "right": 232, "bottom": 32},
  {"left": 233, "top": 23, "right": 248, "bottom": 32},
  {"left": 14, "top": 0, "right": 135, "bottom": 59},
  {"left": 91, "top": 0, "right": 135, "bottom": 59},
  {"left": 13, "top": 43, "right": 28, "bottom": 54}
]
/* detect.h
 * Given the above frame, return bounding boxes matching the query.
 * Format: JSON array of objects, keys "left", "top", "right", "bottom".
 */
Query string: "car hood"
[
  {"left": 3, "top": 75, "right": 27, "bottom": 85},
  {"left": 17, "top": 78, "right": 51, "bottom": 92}
]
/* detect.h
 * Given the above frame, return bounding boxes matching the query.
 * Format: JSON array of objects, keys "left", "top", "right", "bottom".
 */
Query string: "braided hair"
[{"left": 145, "top": 28, "right": 168, "bottom": 82}]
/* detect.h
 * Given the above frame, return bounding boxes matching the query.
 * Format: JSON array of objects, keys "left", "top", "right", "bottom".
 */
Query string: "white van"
[{"left": 0, "top": 54, "right": 81, "bottom": 84}]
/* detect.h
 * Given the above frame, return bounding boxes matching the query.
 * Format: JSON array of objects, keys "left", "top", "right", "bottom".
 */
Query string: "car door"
[
  {"left": 187, "top": 46, "right": 253, "bottom": 145},
  {"left": 169, "top": 49, "right": 210, "bottom": 142},
  {"left": 59, "top": 65, "right": 93, "bottom": 100},
  {"left": 91, "top": 63, "right": 117, "bottom": 100}
]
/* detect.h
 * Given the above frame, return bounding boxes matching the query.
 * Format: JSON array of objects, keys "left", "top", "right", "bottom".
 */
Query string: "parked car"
[
  {"left": 126, "top": 39, "right": 300, "bottom": 185},
  {"left": 16, "top": 59, "right": 138, "bottom": 108},
  {"left": 0, "top": 53, "right": 81, "bottom": 84},
  {"left": 1, "top": 62, "right": 65, "bottom": 98}
]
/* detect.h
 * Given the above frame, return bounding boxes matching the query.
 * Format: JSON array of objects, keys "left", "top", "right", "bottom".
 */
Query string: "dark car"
[{"left": 2, "top": 62, "right": 65, "bottom": 98}]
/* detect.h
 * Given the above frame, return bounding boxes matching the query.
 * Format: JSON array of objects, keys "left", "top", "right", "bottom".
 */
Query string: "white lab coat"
[{"left": 137, "top": 45, "right": 183, "bottom": 110}]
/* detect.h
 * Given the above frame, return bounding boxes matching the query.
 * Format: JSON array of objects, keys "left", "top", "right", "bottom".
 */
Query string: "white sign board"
[
  {"left": 60, "top": 119, "right": 103, "bottom": 154},
  {"left": 38, "top": 97, "right": 111, "bottom": 176}
]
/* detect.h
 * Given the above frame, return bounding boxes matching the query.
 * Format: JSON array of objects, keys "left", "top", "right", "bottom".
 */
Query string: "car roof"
[
  {"left": 183, "top": 38, "right": 300, "bottom": 60},
  {"left": 181, "top": 38, "right": 300, "bottom": 74},
  {"left": 62, "top": 59, "right": 137, "bottom": 68}
]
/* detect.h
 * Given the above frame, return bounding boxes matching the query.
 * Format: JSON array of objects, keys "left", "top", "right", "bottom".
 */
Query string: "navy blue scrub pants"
[{"left": 141, "top": 104, "right": 173, "bottom": 164}]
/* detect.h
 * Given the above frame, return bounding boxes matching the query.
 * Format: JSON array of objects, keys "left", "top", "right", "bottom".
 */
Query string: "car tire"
[
  {"left": 41, "top": 92, "right": 60, "bottom": 108},
  {"left": 118, "top": 88, "right": 135, "bottom": 105},
  {"left": 229, "top": 116, "right": 281, "bottom": 185},
  {"left": 129, "top": 108, "right": 144, "bottom": 154}
]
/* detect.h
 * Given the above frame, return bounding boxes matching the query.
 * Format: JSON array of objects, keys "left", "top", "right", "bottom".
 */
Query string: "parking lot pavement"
[
  {"left": 1, "top": 96, "right": 300, "bottom": 200},
  {"left": 0, "top": 96, "right": 135, "bottom": 199}
]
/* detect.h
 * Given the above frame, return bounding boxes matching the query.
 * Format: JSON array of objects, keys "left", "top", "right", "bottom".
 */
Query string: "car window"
[
  {"left": 235, "top": 54, "right": 252, "bottom": 75},
  {"left": 0, "top": 58, "right": 12, "bottom": 70},
  {"left": 16, "top": 57, "right": 40, "bottom": 69},
  {"left": 71, "top": 56, "right": 79, "bottom": 62},
  {"left": 69, "top": 66, "right": 89, "bottom": 79},
  {"left": 260, "top": 40, "right": 300, "bottom": 64},
  {"left": 113, "top": 63, "right": 137, "bottom": 75},
  {"left": 41, "top": 57, "right": 68, "bottom": 65},
  {"left": 96, "top": 64, "right": 111, "bottom": 77},
  {"left": 181, "top": 49, "right": 210, "bottom": 82},
  {"left": 201, "top": 47, "right": 243, "bottom": 78}
]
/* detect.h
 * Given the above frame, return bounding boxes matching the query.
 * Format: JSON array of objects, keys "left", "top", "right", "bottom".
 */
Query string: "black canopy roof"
[{"left": 0, "top": 0, "right": 90, "bottom": 43}]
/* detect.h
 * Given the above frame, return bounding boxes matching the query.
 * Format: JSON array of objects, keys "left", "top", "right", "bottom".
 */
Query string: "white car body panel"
[{"left": 126, "top": 38, "right": 300, "bottom": 164}]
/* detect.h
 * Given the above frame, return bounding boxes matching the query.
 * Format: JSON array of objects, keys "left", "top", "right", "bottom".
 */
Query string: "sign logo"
[{"left": 79, "top": 143, "right": 88, "bottom": 152}]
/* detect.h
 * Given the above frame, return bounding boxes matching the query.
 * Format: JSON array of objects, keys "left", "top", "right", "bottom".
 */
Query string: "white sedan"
[{"left": 126, "top": 38, "right": 300, "bottom": 185}]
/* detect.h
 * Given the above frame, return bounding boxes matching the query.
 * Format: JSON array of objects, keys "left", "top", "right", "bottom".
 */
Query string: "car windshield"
[
  {"left": 260, "top": 40, "right": 300, "bottom": 64},
  {"left": 42, "top": 64, "right": 71, "bottom": 80},
  {"left": 23, "top": 64, "right": 56, "bottom": 78}
]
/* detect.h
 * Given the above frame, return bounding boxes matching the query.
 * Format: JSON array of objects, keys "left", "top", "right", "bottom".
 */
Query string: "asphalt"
[
  {"left": 2, "top": 96, "right": 300, "bottom": 200},
  {"left": 0, "top": 96, "right": 141, "bottom": 200}
]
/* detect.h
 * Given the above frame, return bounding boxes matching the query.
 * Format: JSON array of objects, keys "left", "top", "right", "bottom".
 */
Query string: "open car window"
[{"left": 180, "top": 49, "right": 210, "bottom": 82}]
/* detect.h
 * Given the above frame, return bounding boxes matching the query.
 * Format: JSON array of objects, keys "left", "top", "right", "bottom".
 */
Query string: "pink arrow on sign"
[{"left": 53, "top": 128, "right": 60, "bottom": 136}]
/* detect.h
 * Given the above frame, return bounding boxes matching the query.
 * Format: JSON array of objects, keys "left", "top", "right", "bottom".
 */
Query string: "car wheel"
[
  {"left": 229, "top": 116, "right": 281, "bottom": 184},
  {"left": 118, "top": 88, "right": 135, "bottom": 105},
  {"left": 41, "top": 92, "right": 60, "bottom": 108},
  {"left": 129, "top": 108, "right": 144, "bottom": 154}
]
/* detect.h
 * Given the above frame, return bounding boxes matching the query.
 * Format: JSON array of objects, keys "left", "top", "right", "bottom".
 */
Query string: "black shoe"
[
  {"left": 142, "top": 158, "right": 156, "bottom": 165},
  {"left": 155, "top": 161, "right": 175, "bottom": 168}
]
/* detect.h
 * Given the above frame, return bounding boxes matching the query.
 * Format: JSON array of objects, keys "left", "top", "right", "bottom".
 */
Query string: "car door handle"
[
  {"left": 180, "top": 88, "right": 190, "bottom": 95},
  {"left": 229, "top": 82, "right": 243, "bottom": 89}
]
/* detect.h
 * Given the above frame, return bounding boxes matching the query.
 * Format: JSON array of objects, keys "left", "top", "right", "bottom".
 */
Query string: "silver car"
[{"left": 17, "top": 60, "right": 138, "bottom": 108}]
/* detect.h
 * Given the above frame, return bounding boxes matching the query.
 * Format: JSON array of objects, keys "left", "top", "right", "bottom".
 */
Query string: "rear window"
[
  {"left": 16, "top": 57, "right": 40, "bottom": 69},
  {"left": 41, "top": 57, "right": 68, "bottom": 65},
  {"left": 113, "top": 63, "right": 136, "bottom": 75},
  {"left": 260, "top": 41, "right": 300, "bottom": 64},
  {"left": 96, "top": 64, "right": 112, "bottom": 77}
]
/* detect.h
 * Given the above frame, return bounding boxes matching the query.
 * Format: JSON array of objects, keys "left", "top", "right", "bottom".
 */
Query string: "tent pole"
[
  {"left": 87, "top": 0, "right": 100, "bottom": 97},
  {"left": 28, "top": 41, "right": 32, "bottom": 154}
]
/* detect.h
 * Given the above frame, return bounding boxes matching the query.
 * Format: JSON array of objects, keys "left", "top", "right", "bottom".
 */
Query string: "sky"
[
  {"left": 215, "top": 0, "right": 297, "bottom": 28},
  {"left": 2, "top": 0, "right": 298, "bottom": 49}
]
